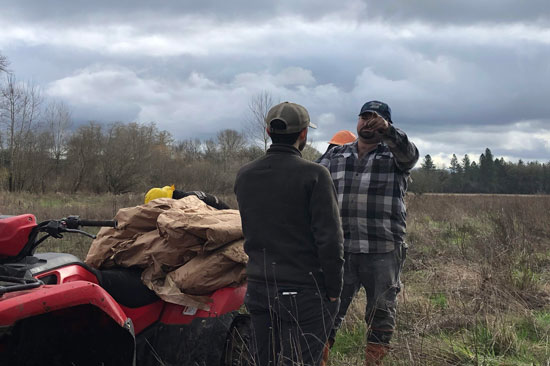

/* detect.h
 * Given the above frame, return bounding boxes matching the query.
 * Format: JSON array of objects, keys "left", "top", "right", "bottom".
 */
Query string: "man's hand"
[
  {"left": 366, "top": 113, "right": 389, "bottom": 133},
  {"left": 358, "top": 112, "right": 390, "bottom": 143},
  {"left": 329, "top": 297, "right": 338, "bottom": 302}
]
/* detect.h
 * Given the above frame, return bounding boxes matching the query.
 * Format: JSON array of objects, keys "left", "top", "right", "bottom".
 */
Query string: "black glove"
[{"left": 172, "top": 190, "right": 230, "bottom": 210}]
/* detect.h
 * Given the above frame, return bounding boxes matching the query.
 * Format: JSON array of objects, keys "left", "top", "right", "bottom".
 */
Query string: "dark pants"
[
  {"left": 245, "top": 281, "right": 340, "bottom": 366},
  {"left": 330, "top": 243, "right": 407, "bottom": 345}
]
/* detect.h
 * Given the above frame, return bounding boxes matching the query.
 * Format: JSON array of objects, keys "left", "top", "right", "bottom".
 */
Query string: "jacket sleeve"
[
  {"left": 317, "top": 148, "right": 334, "bottom": 169},
  {"left": 173, "top": 190, "right": 230, "bottom": 210},
  {"left": 383, "top": 125, "right": 419, "bottom": 172},
  {"left": 309, "top": 167, "right": 344, "bottom": 299}
]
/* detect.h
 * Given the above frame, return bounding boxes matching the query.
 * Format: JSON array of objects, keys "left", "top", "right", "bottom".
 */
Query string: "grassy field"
[
  {"left": 2, "top": 192, "right": 549, "bottom": 365},
  {"left": 335, "top": 194, "right": 550, "bottom": 366}
]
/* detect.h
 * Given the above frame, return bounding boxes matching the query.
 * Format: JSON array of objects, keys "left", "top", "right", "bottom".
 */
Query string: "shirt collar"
[
  {"left": 267, "top": 143, "right": 302, "bottom": 157},
  {"left": 349, "top": 140, "right": 387, "bottom": 157}
]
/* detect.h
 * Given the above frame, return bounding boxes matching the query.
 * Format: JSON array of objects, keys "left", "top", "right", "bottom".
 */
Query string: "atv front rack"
[{"left": 0, "top": 276, "right": 42, "bottom": 295}]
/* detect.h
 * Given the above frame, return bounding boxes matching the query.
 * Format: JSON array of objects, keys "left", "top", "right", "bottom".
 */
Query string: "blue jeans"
[
  {"left": 245, "top": 282, "right": 340, "bottom": 366},
  {"left": 330, "top": 243, "right": 407, "bottom": 345}
]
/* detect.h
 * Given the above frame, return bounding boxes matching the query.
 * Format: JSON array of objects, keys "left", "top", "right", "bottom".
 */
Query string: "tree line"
[
  {"left": 1, "top": 51, "right": 548, "bottom": 196},
  {"left": 0, "top": 114, "right": 318, "bottom": 195},
  {"left": 0, "top": 54, "right": 322, "bottom": 195},
  {"left": 0, "top": 69, "right": 319, "bottom": 195},
  {"left": 410, "top": 149, "right": 550, "bottom": 194},
  {"left": 0, "top": 116, "right": 317, "bottom": 195}
]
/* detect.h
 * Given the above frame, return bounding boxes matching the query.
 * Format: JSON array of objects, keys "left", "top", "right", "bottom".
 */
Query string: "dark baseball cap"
[
  {"left": 359, "top": 100, "right": 392, "bottom": 123},
  {"left": 266, "top": 102, "right": 317, "bottom": 134}
]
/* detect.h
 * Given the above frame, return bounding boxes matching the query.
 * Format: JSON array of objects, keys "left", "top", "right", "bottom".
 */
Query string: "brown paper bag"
[{"left": 167, "top": 240, "right": 248, "bottom": 295}]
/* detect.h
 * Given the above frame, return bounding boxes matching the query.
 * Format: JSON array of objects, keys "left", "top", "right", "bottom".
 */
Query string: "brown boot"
[
  {"left": 364, "top": 343, "right": 389, "bottom": 366},
  {"left": 319, "top": 338, "right": 335, "bottom": 366}
]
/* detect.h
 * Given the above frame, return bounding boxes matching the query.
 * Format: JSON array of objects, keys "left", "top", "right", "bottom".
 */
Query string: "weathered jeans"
[
  {"left": 329, "top": 243, "right": 407, "bottom": 345},
  {"left": 245, "top": 281, "right": 340, "bottom": 366}
]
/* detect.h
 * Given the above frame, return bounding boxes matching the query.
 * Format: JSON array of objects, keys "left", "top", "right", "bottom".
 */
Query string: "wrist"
[{"left": 172, "top": 190, "right": 186, "bottom": 199}]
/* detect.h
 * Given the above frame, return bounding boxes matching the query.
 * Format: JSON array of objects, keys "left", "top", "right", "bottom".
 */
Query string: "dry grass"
[
  {"left": 2, "top": 192, "right": 550, "bottom": 365},
  {"left": 330, "top": 194, "right": 550, "bottom": 365}
]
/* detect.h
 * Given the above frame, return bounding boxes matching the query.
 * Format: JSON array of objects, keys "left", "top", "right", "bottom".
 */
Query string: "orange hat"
[{"left": 328, "top": 130, "right": 357, "bottom": 146}]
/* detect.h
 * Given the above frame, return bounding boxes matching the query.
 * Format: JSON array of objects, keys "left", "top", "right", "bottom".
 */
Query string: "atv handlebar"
[
  {"left": 64, "top": 216, "right": 118, "bottom": 230},
  {"left": 79, "top": 220, "right": 118, "bottom": 227},
  {"left": 4, "top": 215, "right": 118, "bottom": 261},
  {"left": 21, "top": 216, "right": 117, "bottom": 258}
]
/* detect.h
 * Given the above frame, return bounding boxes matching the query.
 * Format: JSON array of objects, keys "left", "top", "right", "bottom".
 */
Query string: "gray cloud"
[
  {"left": 1, "top": 0, "right": 549, "bottom": 166},
  {"left": 0, "top": 0, "right": 359, "bottom": 25},
  {"left": 3, "top": 0, "right": 549, "bottom": 26},
  {"left": 362, "top": 1, "right": 550, "bottom": 25}
]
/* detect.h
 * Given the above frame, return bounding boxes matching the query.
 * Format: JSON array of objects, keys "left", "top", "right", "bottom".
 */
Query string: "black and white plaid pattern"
[{"left": 319, "top": 127, "right": 418, "bottom": 253}]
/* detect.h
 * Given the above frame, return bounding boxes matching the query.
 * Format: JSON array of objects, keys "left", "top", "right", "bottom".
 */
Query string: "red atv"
[{"left": 0, "top": 214, "right": 251, "bottom": 366}]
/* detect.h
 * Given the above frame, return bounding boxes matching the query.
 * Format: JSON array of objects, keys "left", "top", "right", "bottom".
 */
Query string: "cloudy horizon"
[{"left": 1, "top": 0, "right": 549, "bottom": 167}]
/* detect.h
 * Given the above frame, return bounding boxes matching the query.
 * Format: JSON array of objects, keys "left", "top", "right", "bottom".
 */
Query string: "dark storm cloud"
[
  {"left": 3, "top": 0, "right": 550, "bottom": 26},
  {"left": 0, "top": 0, "right": 352, "bottom": 24},
  {"left": 362, "top": 1, "right": 550, "bottom": 25}
]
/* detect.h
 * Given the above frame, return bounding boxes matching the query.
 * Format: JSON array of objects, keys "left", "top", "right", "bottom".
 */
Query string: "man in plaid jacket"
[{"left": 318, "top": 100, "right": 419, "bottom": 365}]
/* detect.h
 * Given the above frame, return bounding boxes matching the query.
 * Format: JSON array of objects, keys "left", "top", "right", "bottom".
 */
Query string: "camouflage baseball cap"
[
  {"left": 359, "top": 100, "right": 392, "bottom": 123},
  {"left": 266, "top": 102, "right": 317, "bottom": 134}
]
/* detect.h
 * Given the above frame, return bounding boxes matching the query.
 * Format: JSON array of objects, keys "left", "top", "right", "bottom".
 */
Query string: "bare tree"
[
  {"left": 203, "top": 138, "right": 218, "bottom": 162},
  {"left": 0, "top": 75, "right": 42, "bottom": 191},
  {"left": 217, "top": 129, "right": 247, "bottom": 172},
  {"left": 217, "top": 129, "right": 247, "bottom": 156},
  {"left": 22, "top": 129, "right": 53, "bottom": 193},
  {"left": 145, "top": 128, "right": 175, "bottom": 186},
  {"left": 101, "top": 122, "right": 171, "bottom": 194},
  {"left": 175, "top": 138, "right": 203, "bottom": 161},
  {"left": 45, "top": 101, "right": 72, "bottom": 172},
  {"left": 0, "top": 52, "right": 8, "bottom": 74},
  {"left": 247, "top": 91, "right": 276, "bottom": 151},
  {"left": 19, "top": 101, "right": 74, "bottom": 192},
  {"left": 66, "top": 122, "right": 103, "bottom": 193}
]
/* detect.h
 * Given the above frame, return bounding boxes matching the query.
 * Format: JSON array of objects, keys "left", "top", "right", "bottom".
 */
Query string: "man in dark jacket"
[{"left": 234, "top": 102, "right": 344, "bottom": 366}]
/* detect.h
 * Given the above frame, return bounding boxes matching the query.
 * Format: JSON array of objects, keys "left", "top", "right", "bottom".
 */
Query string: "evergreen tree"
[
  {"left": 421, "top": 154, "right": 436, "bottom": 171},
  {"left": 462, "top": 154, "right": 471, "bottom": 171},
  {"left": 493, "top": 157, "right": 507, "bottom": 193},
  {"left": 408, "top": 149, "right": 549, "bottom": 195},
  {"left": 461, "top": 155, "right": 473, "bottom": 192},
  {"left": 450, "top": 154, "right": 462, "bottom": 174},
  {"left": 448, "top": 154, "right": 463, "bottom": 192},
  {"left": 479, "top": 148, "right": 495, "bottom": 192}
]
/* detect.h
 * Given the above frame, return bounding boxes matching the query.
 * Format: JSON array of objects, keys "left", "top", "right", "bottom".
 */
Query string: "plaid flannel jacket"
[{"left": 318, "top": 126, "right": 419, "bottom": 253}]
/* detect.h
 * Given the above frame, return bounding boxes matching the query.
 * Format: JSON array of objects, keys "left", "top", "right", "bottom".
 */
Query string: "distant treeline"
[
  {"left": 0, "top": 117, "right": 320, "bottom": 195},
  {"left": 1, "top": 66, "right": 547, "bottom": 196},
  {"left": 0, "top": 71, "right": 323, "bottom": 196},
  {"left": 410, "top": 149, "right": 550, "bottom": 194}
]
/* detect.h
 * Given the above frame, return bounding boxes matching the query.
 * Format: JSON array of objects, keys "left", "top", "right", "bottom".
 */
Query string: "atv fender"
[{"left": 0, "top": 280, "right": 130, "bottom": 329}]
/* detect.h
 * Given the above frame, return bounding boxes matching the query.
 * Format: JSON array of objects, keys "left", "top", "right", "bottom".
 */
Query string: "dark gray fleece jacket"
[{"left": 234, "top": 144, "right": 344, "bottom": 298}]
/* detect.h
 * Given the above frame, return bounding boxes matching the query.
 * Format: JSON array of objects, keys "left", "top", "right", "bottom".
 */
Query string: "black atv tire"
[{"left": 221, "top": 314, "right": 252, "bottom": 366}]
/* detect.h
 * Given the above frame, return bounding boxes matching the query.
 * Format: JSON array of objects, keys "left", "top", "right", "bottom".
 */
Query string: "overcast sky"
[{"left": 1, "top": 0, "right": 549, "bottom": 166}]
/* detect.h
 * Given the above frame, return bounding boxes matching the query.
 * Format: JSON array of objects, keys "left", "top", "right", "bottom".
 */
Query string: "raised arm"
[{"left": 383, "top": 125, "right": 419, "bottom": 172}]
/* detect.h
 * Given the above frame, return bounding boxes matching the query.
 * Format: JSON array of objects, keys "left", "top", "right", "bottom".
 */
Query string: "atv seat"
[
  {"left": 32, "top": 253, "right": 159, "bottom": 308},
  {"left": 32, "top": 252, "right": 92, "bottom": 275},
  {"left": 95, "top": 267, "right": 160, "bottom": 308}
]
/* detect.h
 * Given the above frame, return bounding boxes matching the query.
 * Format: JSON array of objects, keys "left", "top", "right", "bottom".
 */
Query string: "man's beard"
[{"left": 358, "top": 129, "right": 383, "bottom": 144}]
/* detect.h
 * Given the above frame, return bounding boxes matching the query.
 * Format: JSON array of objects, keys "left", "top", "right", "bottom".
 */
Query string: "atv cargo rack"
[{"left": 0, "top": 275, "right": 42, "bottom": 295}]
